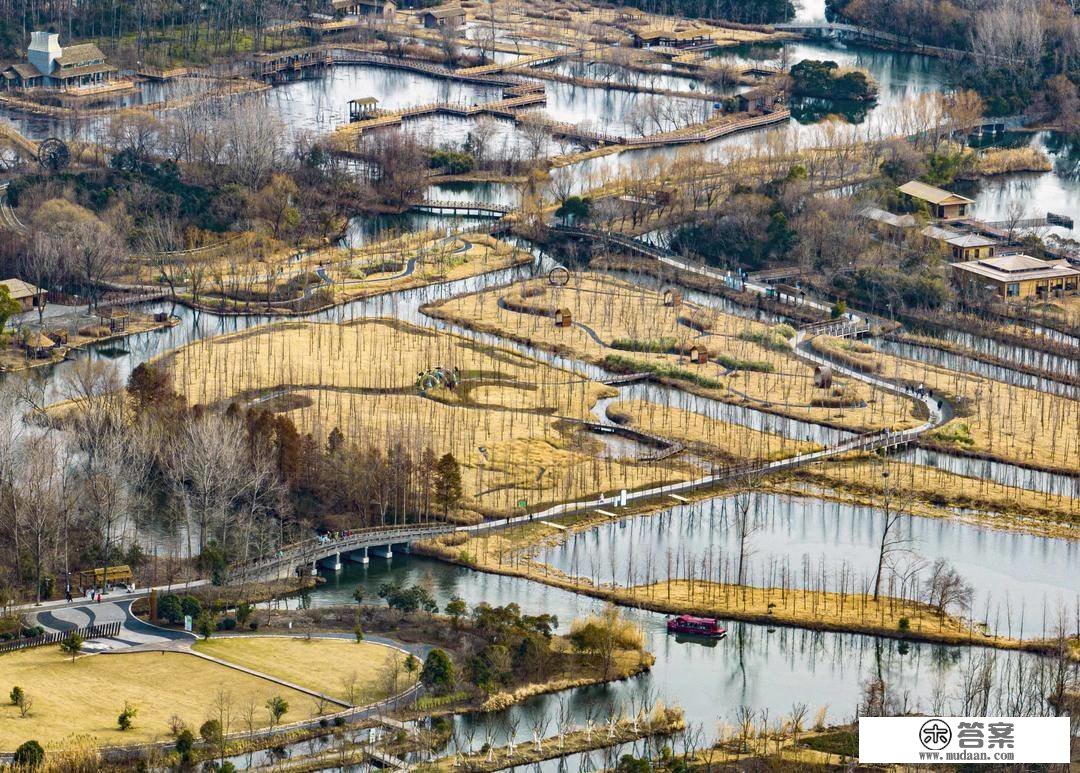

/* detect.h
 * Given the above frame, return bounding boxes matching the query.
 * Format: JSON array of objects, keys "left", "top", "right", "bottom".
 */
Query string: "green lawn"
[
  {"left": 0, "top": 647, "right": 318, "bottom": 751},
  {"left": 193, "top": 636, "right": 414, "bottom": 704}
]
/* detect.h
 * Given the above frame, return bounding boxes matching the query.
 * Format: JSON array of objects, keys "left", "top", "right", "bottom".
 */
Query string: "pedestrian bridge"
[{"left": 234, "top": 524, "right": 456, "bottom": 581}]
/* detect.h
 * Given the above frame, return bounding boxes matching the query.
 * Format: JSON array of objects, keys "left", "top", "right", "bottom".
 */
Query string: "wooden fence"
[{"left": 0, "top": 620, "right": 121, "bottom": 654}]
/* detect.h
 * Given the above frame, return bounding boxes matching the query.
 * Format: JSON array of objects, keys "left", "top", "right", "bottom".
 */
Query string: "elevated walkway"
[
  {"left": 409, "top": 199, "right": 511, "bottom": 217},
  {"left": 234, "top": 524, "right": 456, "bottom": 580}
]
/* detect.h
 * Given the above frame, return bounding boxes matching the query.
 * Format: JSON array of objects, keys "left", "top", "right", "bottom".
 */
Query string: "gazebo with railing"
[{"left": 348, "top": 97, "right": 379, "bottom": 121}]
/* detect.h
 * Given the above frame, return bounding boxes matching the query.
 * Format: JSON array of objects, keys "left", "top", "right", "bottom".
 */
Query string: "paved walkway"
[
  {"left": 13, "top": 578, "right": 209, "bottom": 615},
  {"left": 29, "top": 599, "right": 195, "bottom": 651}
]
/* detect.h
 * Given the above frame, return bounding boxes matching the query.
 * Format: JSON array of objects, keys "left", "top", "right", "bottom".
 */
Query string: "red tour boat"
[{"left": 666, "top": 614, "right": 726, "bottom": 637}]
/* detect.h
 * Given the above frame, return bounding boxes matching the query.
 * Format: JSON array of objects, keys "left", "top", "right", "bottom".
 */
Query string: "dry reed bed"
[
  {"left": 428, "top": 273, "right": 920, "bottom": 432},
  {"left": 164, "top": 318, "right": 698, "bottom": 518},
  {"left": 611, "top": 399, "right": 820, "bottom": 463},
  {"left": 777, "top": 458, "right": 1079, "bottom": 538},
  {"left": 838, "top": 342, "right": 1078, "bottom": 472},
  {"left": 127, "top": 232, "right": 527, "bottom": 312}
]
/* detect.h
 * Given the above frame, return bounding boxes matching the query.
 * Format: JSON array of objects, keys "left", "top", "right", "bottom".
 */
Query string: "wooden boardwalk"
[
  {"left": 457, "top": 49, "right": 575, "bottom": 76},
  {"left": 333, "top": 91, "right": 546, "bottom": 143},
  {"left": 0, "top": 123, "right": 38, "bottom": 158},
  {"left": 0, "top": 183, "right": 29, "bottom": 234},
  {"left": 529, "top": 108, "right": 789, "bottom": 151}
]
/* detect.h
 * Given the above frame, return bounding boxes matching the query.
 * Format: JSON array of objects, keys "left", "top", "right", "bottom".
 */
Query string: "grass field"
[
  {"left": 0, "top": 648, "right": 319, "bottom": 750},
  {"left": 164, "top": 317, "right": 697, "bottom": 517},
  {"left": 192, "top": 637, "right": 413, "bottom": 704},
  {"left": 836, "top": 340, "right": 1078, "bottom": 471}
]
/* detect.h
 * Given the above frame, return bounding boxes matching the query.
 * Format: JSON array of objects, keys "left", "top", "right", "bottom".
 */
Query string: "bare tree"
[
  {"left": 165, "top": 412, "right": 277, "bottom": 557},
  {"left": 70, "top": 217, "right": 126, "bottom": 312},
  {"left": 872, "top": 464, "right": 907, "bottom": 600},
  {"left": 924, "top": 559, "right": 974, "bottom": 619},
  {"left": 22, "top": 233, "right": 64, "bottom": 326},
  {"left": 437, "top": 14, "right": 463, "bottom": 65},
  {"left": 219, "top": 104, "right": 289, "bottom": 190},
  {"left": 729, "top": 473, "right": 764, "bottom": 586},
  {"left": 16, "top": 435, "right": 73, "bottom": 603}
]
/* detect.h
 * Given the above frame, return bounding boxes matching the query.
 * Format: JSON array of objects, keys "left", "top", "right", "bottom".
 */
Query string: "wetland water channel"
[
  {"left": 536, "top": 494, "right": 1080, "bottom": 638},
  {"left": 2, "top": 35, "right": 1079, "bottom": 224},
  {"left": 24, "top": 259, "right": 1066, "bottom": 767},
  {"left": 224, "top": 551, "right": 1075, "bottom": 770},
  {"left": 1, "top": 25, "right": 1076, "bottom": 763},
  {"left": 29, "top": 246, "right": 1069, "bottom": 535}
]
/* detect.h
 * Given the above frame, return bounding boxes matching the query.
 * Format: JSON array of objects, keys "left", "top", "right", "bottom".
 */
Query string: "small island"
[{"left": 789, "top": 59, "right": 879, "bottom": 103}]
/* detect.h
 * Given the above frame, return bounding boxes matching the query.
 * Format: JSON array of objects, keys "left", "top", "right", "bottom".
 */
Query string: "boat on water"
[{"left": 666, "top": 614, "right": 726, "bottom": 638}]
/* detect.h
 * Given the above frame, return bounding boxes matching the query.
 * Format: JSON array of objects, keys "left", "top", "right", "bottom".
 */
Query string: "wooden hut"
[
  {"left": 662, "top": 288, "right": 681, "bottom": 307},
  {"left": 688, "top": 345, "right": 707, "bottom": 364},
  {"left": 554, "top": 308, "right": 572, "bottom": 327},
  {"left": 814, "top": 364, "right": 833, "bottom": 389},
  {"left": 0, "top": 278, "right": 44, "bottom": 311},
  {"left": 23, "top": 332, "right": 55, "bottom": 358},
  {"left": 421, "top": 6, "right": 465, "bottom": 28},
  {"left": 98, "top": 308, "right": 129, "bottom": 333}
]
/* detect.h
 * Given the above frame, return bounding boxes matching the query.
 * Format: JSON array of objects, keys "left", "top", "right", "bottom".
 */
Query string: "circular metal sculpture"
[
  {"left": 548, "top": 264, "right": 570, "bottom": 286},
  {"left": 416, "top": 366, "right": 460, "bottom": 394},
  {"left": 37, "top": 137, "right": 70, "bottom": 172}
]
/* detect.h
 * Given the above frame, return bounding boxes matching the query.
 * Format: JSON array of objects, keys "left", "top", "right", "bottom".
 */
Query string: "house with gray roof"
[{"left": 1, "top": 32, "right": 117, "bottom": 91}]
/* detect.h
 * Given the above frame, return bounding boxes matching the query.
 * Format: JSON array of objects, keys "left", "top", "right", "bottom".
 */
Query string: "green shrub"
[
  {"left": 420, "top": 648, "right": 456, "bottom": 694},
  {"left": 928, "top": 422, "right": 975, "bottom": 446},
  {"left": 158, "top": 593, "right": 183, "bottom": 624},
  {"left": 790, "top": 60, "right": 877, "bottom": 101},
  {"left": 13, "top": 740, "right": 44, "bottom": 768},
  {"left": 802, "top": 729, "right": 857, "bottom": 757},
  {"left": 200, "top": 718, "right": 222, "bottom": 744},
  {"left": 179, "top": 595, "right": 202, "bottom": 620},
  {"left": 738, "top": 324, "right": 794, "bottom": 352},
  {"left": 429, "top": 149, "right": 475, "bottom": 174},
  {"left": 713, "top": 353, "right": 774, "bottom": 372},
  {"left": 174, "top": 728, "right": 195, "bottom": 758},
  {"left": 117, "top": 702, "right": 138, "bottom": 731},
  {"left": 610, "top": 337, "right": 677, "bottom": 353},
  {"left": 601, "top": 354, "right": 725, "bottom": 388},
  {"left": 59, "top": 631, "right": 83, "bottom": 661}
]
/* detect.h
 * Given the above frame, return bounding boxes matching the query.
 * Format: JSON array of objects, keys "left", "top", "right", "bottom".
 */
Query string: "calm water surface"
[
  {"left": 301, "top": 554, "right": 1071, "bottom": 745},
  {"left": 536, "top": 494, "right": 1080, "bottom": 637}
]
